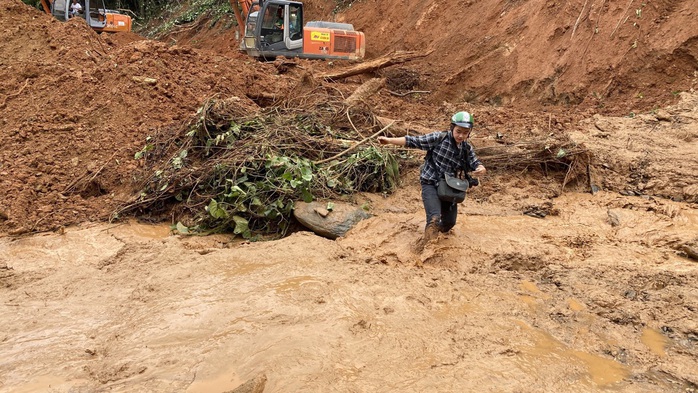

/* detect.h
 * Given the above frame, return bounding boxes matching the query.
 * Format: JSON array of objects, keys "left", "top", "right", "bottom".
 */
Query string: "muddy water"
[
  {"left": 1, "top": 192, "right": 697, "bottom": 392},
  {"left": 641, "top": 328, "right": 669, "bottom": 357},
  {"left": 187, "top": 367, "right": 243, "bottom": 393},
  {"left": 515, "top": 320, "right": 630, "bottom": 387}
]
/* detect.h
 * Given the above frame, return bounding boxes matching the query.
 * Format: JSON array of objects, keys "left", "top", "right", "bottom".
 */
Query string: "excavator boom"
[
  {"left": 230, "top": 0, "right": 257, "bottom": 38},
  {"left": 40, "top": 0, "right": 53, "bottom": 14}
]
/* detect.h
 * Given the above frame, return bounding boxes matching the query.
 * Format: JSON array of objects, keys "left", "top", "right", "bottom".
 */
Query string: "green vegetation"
[
  {"left": 120, "top": 98, "right": 400, "bottom": 239},
  {"left": 138, "top": 0, "right": 235, "bottom": 38},
  {"left": 333, "top": 0, "right": 362, "bottom": 14}
]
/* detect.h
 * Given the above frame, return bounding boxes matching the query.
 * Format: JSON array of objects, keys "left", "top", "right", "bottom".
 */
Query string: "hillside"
[{"left": 343, "top": 0, "right": 698, "bottom": 112}]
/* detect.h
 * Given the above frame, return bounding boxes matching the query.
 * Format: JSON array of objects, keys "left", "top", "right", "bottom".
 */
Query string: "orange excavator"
[
  {"left": 40, "top": 0, "right": 132, "bottom": 33},
  {"left": 229, "top": 0, "right": 365, "bottom": 60}
]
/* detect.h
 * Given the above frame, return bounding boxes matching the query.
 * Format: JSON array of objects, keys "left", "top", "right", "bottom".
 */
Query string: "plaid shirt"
[{"left": 405, "top": 131, "right": 482, "bottom": 183}]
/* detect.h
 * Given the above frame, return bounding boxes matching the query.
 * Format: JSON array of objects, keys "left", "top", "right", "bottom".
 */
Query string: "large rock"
[{"left": 293, "top": 201, "right": 371, "bottom": 239}]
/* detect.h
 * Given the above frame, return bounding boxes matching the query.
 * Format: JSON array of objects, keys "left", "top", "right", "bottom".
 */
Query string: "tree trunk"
[
  {"left": 344, "top": 78, "right": 386, "bottom": 107},
  {"left": 321, "top": 50, "right": 433, "bottom": 81}
]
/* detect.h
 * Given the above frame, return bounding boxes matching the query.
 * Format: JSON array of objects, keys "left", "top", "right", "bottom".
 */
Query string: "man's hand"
[{"left": 473, "top": 164, "right": 486, "bottom": 176}]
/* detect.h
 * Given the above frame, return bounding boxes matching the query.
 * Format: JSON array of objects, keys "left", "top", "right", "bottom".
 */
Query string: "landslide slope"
[
  {"left": 0, "top": 0, "right": 279, "bottom": 233},
  {"left": 338, "top": 0, "right": 698, "bottom": 112},
  {"left": 150, "top": 0, "right": 698, "bottom": 113}
]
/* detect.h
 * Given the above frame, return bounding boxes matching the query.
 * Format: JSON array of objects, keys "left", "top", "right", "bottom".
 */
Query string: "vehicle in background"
[
  {"left": 40, "top": 0, "right": 132, "bottom": 33},
  {"left": 231, "top": 0, "right": 365, "bottom": 61}
]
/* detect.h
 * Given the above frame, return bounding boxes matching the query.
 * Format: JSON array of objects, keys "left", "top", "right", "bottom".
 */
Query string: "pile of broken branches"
[{"left": 116, "top": 94, "right": 400, "bottom": 238}]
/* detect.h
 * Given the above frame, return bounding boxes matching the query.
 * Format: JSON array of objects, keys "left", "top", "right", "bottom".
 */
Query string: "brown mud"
[{"left": 0, "top": 0, "right": 697, "bottom": 391}]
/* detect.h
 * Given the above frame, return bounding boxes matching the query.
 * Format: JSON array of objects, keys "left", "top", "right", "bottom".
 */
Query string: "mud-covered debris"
[
  {"left": 683, "top": 184, "right": 698, "bottom": 203},
  {"left": 655, "top": 109, "right": 673, "bottom": 122},
  {"left": 0, "top": 261, "right": 13, "bottom": 281},
  {"left": 224, "top": 373, "right": 267, "bottom": 393},
  {"left": 607, "top": 209, "right": 621, "bottom": 227},
  {"left": 623, "top": 290, "right": 649, "bottom": 301},
  {"left": 523, "top": 202, "right": 558, "bottom": 218},
  {"left": 350, "top": 319, "right": 371, "bottom": 334},
  {"left": 132, "top": 76, "right": 157, "bottom": 85},
  {"left": 492, "top": 252, "right": 547, "bottom": 272},
  {"left": 679, "top": 241, "right": 698, "bottom": 262},
  {"left": 383, "top": 68, "right": 421, "bottom": 92},
  {"left": 272, "top": 57, "right": 297, "bottom": 74}
]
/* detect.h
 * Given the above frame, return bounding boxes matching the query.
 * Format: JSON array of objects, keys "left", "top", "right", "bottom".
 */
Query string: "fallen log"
[
  {"left": 344, "top": 78, "right": 386, "bottom": 107},
  {"left": 322, "top": 50, "right": 433, "bottom": 81}
]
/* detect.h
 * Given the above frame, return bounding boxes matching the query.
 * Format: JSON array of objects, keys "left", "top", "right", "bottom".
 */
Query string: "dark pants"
[{"left": 421, "top": 181, "right": 458, "bottom": 232}]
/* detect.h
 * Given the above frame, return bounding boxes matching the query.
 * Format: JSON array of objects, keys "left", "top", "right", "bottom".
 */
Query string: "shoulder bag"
[{"left": 437, "top": 173, "right": 469, "bottom": 203}]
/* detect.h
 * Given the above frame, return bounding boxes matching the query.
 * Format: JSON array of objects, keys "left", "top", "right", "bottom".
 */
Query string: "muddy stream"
[{"left": 1, "top": 190, "right": 696, "bottom": 392}]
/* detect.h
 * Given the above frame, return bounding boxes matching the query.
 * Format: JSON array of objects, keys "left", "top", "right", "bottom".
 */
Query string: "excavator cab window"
[
  {"left": 261, "top": 4, "right": 284, "bottom": 44},
  {"left": 51, "top": 0, "right": 70, "bottom": 21},
  {"left": 88, "top": 0, "right": 107, "bottom": 22},
  {"left": 288, "top": 5, "right": 302, "bottom": 41}
]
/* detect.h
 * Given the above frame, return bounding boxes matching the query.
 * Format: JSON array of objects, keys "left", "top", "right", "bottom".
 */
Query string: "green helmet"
[{"left": 451, "top": 111, "right": 473, "bottom": 128}]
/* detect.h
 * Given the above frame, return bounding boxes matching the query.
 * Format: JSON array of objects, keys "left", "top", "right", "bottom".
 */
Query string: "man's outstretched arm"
[{"left": 377, "top": 136, "right": 406, "bottom": 146}]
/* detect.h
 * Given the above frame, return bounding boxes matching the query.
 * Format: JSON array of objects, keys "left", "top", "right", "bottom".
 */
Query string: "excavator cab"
[
  {"left": 242, "top": 1, "right": 303, "bottom": 59},
  {"left": 240, "top": 0, "right": 364, "bottom": 60}
]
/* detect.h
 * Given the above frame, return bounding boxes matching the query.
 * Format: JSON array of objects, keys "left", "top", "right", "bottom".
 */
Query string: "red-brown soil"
[
  {"left": 0, "top": 0, "right": 264, "bottom": 233},
  {"left": 343, "top": 0, "right": 698, "bottom": 112}
]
